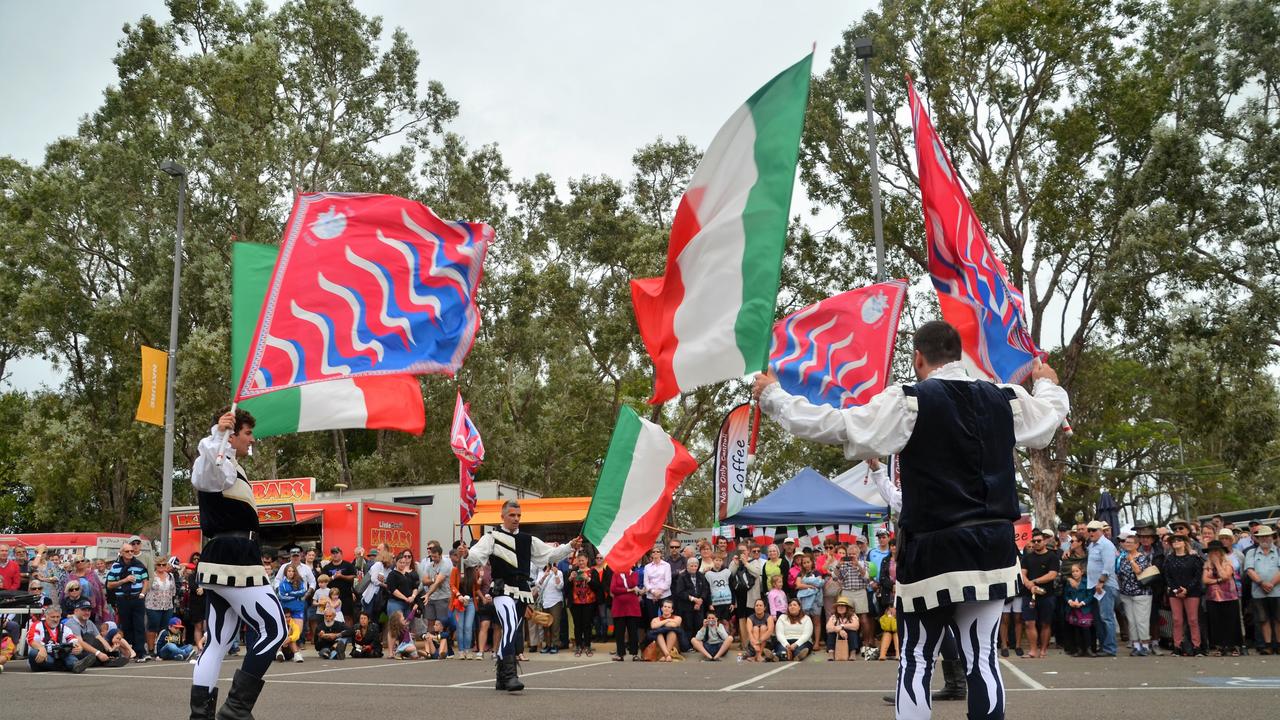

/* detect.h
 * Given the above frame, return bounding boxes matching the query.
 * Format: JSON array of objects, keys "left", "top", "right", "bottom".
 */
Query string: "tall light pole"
[
  {"left": 159, "top": 159, "right": 187, "bottom": 557},
  {"left": 1152, "top": 417, "right": 1190, "bottom": 520},
  {"left": 854, "top": 36, "right": 885, "bottom": 282}
]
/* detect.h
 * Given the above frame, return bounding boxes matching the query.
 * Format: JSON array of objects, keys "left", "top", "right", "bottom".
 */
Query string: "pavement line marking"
[
  {"left": 719, "top": 661, "right": 797, "bottom": 691},
  {"left": 448, "top": 659, "right": 613, "bottom": 686},
  {"left": 270, "top": 660, "right": 418, "bottom": 677},
  {"left": 999, "top": 658, "right": 1046, "bottom": 690}
]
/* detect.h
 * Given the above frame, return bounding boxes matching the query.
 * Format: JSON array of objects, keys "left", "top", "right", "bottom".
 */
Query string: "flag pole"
[
  {"left": 159, "top": 160, "right": 187, "bottom": 554},
  {"left": 854, "top": 37, "right": 886, "bottom": 282}
]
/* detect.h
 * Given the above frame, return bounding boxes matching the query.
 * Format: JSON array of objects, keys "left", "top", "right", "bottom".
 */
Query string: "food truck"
[{"left": 168, "top": 477, "right": 421, "bottom": 560}]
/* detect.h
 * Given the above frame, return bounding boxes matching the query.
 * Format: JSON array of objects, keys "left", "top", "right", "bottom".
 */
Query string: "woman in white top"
[
  {"left": 774, "top": 598, "right": 814, "bottom": 661},
  {"left": 534, "top": 563, "right": 564, "bottom": 653},
  {"left": 145, "top": 562, "right": 178, "bottom": 658}
]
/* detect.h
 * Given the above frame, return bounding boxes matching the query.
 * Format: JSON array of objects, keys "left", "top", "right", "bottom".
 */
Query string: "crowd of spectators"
[{"left": 3, "top": 513, "right": 1279, "bottom": 675}]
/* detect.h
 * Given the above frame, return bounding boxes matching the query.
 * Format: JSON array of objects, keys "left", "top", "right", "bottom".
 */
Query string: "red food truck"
[{"left": 169, "top": 478, "right": 421, "bottom": 560}]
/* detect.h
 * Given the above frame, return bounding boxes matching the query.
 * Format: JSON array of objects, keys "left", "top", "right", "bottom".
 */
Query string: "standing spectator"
[
  {"left": 1244, "top": 526, "right": 1280, "bottom": 654},
  {"left": 384, "top": 550, "right": 420, "bottom": 635},
  {"left": 761, "top": 544, "right": 787, "bottom": 600},
  {"left": 144, "top": 560, "right": 178, "bottom": 659},
  {"left": 276, "top": 563, "right": 307, "bottom": 662},
  {"left": 359, "top": 548, "right": 386, "bottom": 618},
  {"left": 793, "top": 554, "right": 823, "bottom": 636},
  {"left": 105, "top": 542, "right": 150, "bottom": 663},
  {"left": 60, "top": 581, "right": 88, "bottom": 617},
  {"left": 729, "top": 546, "right": 763, "bottom": 650},
  {"left": 314, "top": 607, "right": 351, "bottom": 660},
  {"left": 1062, "top": 563, "right": 1094, "bottom": 656},
  {"left": 274, "top": 551, "right": 316, "bottom": 606},
  {"left": 1164, "top": 534, "right": 1205, "bottom": 656},
  {"left": 451, "top": 554, "right": 478, "bottom": 659},
  {"left": 1020, "top": 530, "right": 1060, "bottom": 658},
  {"left": 691, "top": 609, "right": 730, "bottom": 660},
  {"left": 826, "top": 596, "right": 860, "bottom": 660},
  {"left": 666, "top": 540, "right": 685, "bottom": 575},
  {"left": 534, "top": 562, "right": 564, "bottom": 653},
  {"left": 672, "top": 557, "right": 708, "bottom": 648},
  {"left": 592, "top": 553, "right": 613, "bottom": 643},
  {"left": 1203, "top": 539, "right": 1243, "bottom": 655},
  {"left": 1115, "top": 534, "right": 1154, "bottom": 656},
  {"left": 473, "top": 563, "right": 496, "bottom": 659},
  {"left": 569, "top": 553, "right": 602, "bottom": 656},
  {"left": 324, "top": 547, "right": 357, "bottom": 621},
  {"left": 643, "top": 547, "right": 672, "bottom": 622},
  {"left": 1169, "top": 518, "right": 1200, "bottom": 552},
  {"left": 178, "top": 562, "right": 203, "bottom": 651},
  {"left": 648, "top": 598, "right": 683, "bottom": 662},
  {"left": 773, "top": 598, "right": 813, "bottom": 661},
  {"left": 704, "top": 552, "right": 734, "bottom": 639},
  {"left": 833, "top": 546, "right": 873, "bottom": 648},
  {"left": 350, "top": 611, "right": 382, "bottom": 658},
  {"left": 1086, "top": 519, "right": 1119, "bottom": 657},
  {"left": 610, "top": 563, "right": 643, "bottom": 661},
  {"left": 67, "top": 557, "right": 107, "bottom": 624},
  {"left": 0, "top": 544, "right": 19, "bottom": 592},
  {"left": 418, "top": 541, "right": 453, "bottom": 625},
  {"left": 351, "top": 546, "right": 368, "bottom": 580},
  {"left": 765, "top": 574, "right": 787, "bottom": 617}
]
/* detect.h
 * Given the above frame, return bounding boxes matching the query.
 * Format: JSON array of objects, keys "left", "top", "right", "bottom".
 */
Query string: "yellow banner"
[{"left": 135, "top": 345, "right": 168, "bottom": 426}]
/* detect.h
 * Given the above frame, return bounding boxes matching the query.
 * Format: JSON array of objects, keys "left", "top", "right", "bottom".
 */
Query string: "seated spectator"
[
  {"left": 387, "top": 611, "right": 421, "bottom": 660},
  {"left": 773, "top": 599, "right": 813, "bottom": 661},
  {"left": 417, "top": 618, "right": 450, "bottom": 659},
  {"left": 878, "top": 607, "right": 899, "bottom": 661},
  {"left": 826, "top": 596, "right": 860, "bottom": 660},
  {"left": 26, "top": 605, "right": 92, "bottom": 673},
  {"left": 156, "top": 617, "right": 195, "bottom": 661},
  {"left": 350, "top": 611, "right": 383, "bottom": 658},
  {"left": 64, "top": 599, "right": 128, "bottom": 668},
  {"left": 743, "top": 598, "right": 776, "bottom": 662},
  {"left": 315, "top": 606, "right": 351, "bottom": 660},
  {"left": 647, "top": 599, "right": 684, "bottom": 662},
  {"left": 99, "top": 621, "right": 137, "bottom": 659},
  {"left": 691, "top": 610, "right": 730, "bottom": 661}
]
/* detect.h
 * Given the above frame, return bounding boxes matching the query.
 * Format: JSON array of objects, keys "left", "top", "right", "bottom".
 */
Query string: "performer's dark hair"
[
  {"left": 912, "top": 321, "right": 963, "bottom": 365},
  {"left": 213, "top": 406, "right": 257, "bottom": 433}
]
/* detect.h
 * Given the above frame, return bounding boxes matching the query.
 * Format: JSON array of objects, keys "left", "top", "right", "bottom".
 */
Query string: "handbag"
[
  {"left": 1066, "top": 606, "right": 1094, "bottom": 628},
  {"left": 1136, "top": 566, "right": 1161, "bottom": 587},
  {"left": 525, "top": 607, "right": 553, "bottom": 627}
]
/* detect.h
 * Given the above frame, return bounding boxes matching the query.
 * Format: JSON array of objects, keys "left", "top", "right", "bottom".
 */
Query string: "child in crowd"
[
  {"left": 419, "top": 618, "right": 450, "bottom": 659},
  {"left": 327, "top": 586, "right": 345, "bottom": 623},
  {"left": 100, "top": 621, "right": 136, "bottom": 659},
  {"left": 766, "top": 574, "right": 787, "bottom": 617},
  {"left": 1063, "top": 563, "right": 1094, "bottom": 656},
  {"left": 157, "top": 617, "right": 195, "bottom": 661},
  {"left": 388, "top": 611, "right": 421, "bottom": 660}
]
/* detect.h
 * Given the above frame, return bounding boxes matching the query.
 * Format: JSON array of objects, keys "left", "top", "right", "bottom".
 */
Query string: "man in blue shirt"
[
  {"left": 1085, "top": 520, "right": 1118, "bottom": 656},
  {"left": 105, "top": 540, "right": 150, "bottom": 663}
]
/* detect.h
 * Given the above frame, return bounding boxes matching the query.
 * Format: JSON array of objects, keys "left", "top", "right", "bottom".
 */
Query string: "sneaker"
[
  {"left": 293, "top": 650, "right": 305, "bottom": 663},
  {"left": 548, "top": 647, "right": 558, "bottom": 654},
  {"left": 276, "top": 651, "right": 285, "bottom": 662}
]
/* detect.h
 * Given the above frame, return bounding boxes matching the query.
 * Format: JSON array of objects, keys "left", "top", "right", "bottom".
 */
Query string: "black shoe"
[
  {"left": 502, "top": 655, "right": 524, "bottom": 692},
  {"left": 335, "top": 643, "right": 347, "bottom": 661},
  {"left": 190, "top": 685, "right": 218, "bottom": 720},
  {"left": 494, "top": 658, "right": 508, "bottom": 691},
  {"left": 932, "top": 659, "right": 966, "bottom": 701},
  {"left": 106, "top": 656, "right": 130, "bottom": 668},
  {"left": 215, "top": 669, "right": 266, "bottom": 720},
  {"left": 72, "top": 654, "right": 97, "bottom": 674},
  {"left": 882, "top": 694, "right": 895, "bottom": 705}
]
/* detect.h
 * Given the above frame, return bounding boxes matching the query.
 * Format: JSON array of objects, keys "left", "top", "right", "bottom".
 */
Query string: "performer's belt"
[
  {"left": 206, "top": 530, "right": 258, "bottom": 541},
  {"left": 491, "top": 579, "right": 534, "bottom": 603}
]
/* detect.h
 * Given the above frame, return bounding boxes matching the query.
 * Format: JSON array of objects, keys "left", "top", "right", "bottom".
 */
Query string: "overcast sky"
[{"left": 0, "top": 1, "right": 872, "bottom": 391}]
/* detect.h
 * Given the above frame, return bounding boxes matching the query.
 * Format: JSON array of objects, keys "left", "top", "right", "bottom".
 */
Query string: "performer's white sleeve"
[
  {"left": 759, "top": 384, "right": 915, "bottom": 460},
  {"left": 869, "top": 466, "right": 901, "bottom": 514},
  {"left": 464, "top": 533, "right": 495, "bottom": 567},
  {"left": 531, "top": 537, "right": 575, "bottom": 570},
  {"left": 1007, "top": 379, "right": 1070, "bottom": 449},
  {"left": 191, "top": 425, "right": 238, "bottom": 492}
]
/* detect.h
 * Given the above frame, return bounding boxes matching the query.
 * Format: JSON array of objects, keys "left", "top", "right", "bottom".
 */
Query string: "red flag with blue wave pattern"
[
  {"left": 768, "top": 280, "right": 907, "bottom": 408},
  {"left": 236, "top": 193, "right": 491, "bottom": 400},
  {"left": 451, "top": 392, "right": 484, "bottom": 525},
  {"left": 907, "top": 78, "right": 1041, "bottom": 383}
]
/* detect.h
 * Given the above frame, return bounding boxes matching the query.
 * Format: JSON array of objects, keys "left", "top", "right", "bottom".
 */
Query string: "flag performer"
[
  {"left": 459, "top": 500, "right": 582, "bottom": 692},
  {"left": 189, "top": 407, "right": 287, "bottom": 720},
  {"left": 753, "top": 321, "right": 1068, "bottom": 720}
]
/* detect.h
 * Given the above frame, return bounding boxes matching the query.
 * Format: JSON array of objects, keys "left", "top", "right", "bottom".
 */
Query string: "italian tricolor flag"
[
  {"left": 631, "top": 54, "right": 812, "bottom": 403},
  {"left": 232, "top": 242, "right": 425, "bottom": 438},
  {"left": 583, "top": 406, "right": 698, "bottom": 570}
]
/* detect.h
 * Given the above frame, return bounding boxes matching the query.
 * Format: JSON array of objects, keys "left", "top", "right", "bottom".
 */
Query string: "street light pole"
[
  {"left": 159, "top": 159, "right": 187, "bottom": 558},
  {"left": 1153, "top": 417, "right": 1190, "bottom": 520},
  {"left": 854, "top": 37, "right": 885, "bottom": 282}
]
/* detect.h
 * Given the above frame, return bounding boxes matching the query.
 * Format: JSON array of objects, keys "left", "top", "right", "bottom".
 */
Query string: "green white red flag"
[
  {"left": 631, "top": 54, "right": 813, "bottom": 403},
  {"left": 583, "top": 406, "right": 698, "bottom": 570},
  {"left": 232, "top": 242, "right": 425, "bottom": 438}
]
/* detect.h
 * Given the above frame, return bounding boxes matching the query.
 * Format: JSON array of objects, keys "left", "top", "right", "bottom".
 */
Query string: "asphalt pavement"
[{"left": 5, "top": 647, "right": 1280, "bottom": 718}]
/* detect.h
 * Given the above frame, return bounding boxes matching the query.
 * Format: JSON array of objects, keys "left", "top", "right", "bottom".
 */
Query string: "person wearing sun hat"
[
  {"left": 1203, "top": 539, "right": 1244, "bottom": 655},
  {"left": 825, "top": 595, "right": 860, "bottom": 660},
  {"left": 1244, "top": 524, "right": 1280, "bottom": 654}
]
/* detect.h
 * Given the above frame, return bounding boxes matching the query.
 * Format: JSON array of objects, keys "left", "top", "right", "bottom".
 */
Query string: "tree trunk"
[
  {"left": 1027, "top": 432, "right": 1068, "bottom": 530},
  {"left": 332, "top": 429, "right": 353, "bottom": 488}
]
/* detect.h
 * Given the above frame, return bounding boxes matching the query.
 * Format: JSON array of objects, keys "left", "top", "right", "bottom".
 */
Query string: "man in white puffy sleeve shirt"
[
  {"left": 754, "top": 321, "right": 1068, "bottom": 720},
  {"left": 188, "top": 408, "right": 287, "bottom": 720},
  {"left": 459, "top": 500, "right": 580, "bottom": 692}
]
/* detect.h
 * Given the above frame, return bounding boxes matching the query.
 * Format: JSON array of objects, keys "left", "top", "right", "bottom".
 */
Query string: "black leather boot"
[
  {"left": 503, "top": 655, "right": 524, "bottom": 692},
  {"left": 494, "top": 656, "right": 508, "bottom": 690},
  {"left": 190, "top": 685, "right": 218, "bottom": 720},
  {"left": 215, "top": 670, "right": 265, "bottom": 720},
  {"left": 932, "top": 659, "right": 966, "bottom": 701}
]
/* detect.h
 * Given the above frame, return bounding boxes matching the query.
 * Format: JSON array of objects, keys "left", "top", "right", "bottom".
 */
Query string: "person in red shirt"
[{"left": 0, "top": 544, "right": 22, "bottom": 591}]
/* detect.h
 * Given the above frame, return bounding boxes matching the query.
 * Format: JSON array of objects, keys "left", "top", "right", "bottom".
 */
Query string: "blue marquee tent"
[{"left": 723, "top": 467, "right": 889, "bottom": 526}]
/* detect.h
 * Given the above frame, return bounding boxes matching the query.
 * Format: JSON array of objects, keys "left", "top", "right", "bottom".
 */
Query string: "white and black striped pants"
[
  {"left": 192, "top": 584, "right": 287, "bottom": 690},
  {"left": 896, "top": 599, "right": 1005, "bottom": 720},
  {"left": 493, "top": 595, "right": 525, "bottom": 660}
]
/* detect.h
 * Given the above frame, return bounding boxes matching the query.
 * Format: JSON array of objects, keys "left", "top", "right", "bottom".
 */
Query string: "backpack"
[{"left": 729, "top": 564, "right": 752, "bottom": 594}]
